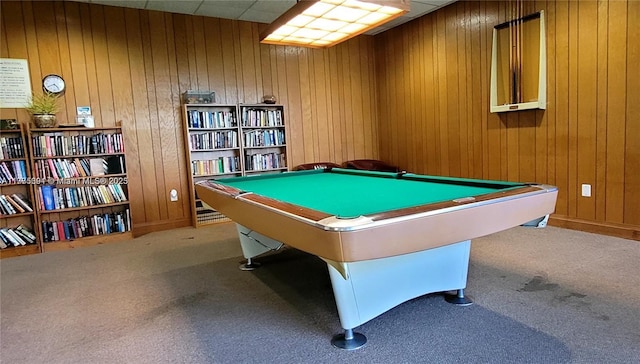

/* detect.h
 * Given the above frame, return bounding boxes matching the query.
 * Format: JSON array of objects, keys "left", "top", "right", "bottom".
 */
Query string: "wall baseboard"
[
  {"left": 549, "top": 215, "right": 640, "bottom": 242},
  {"left": 133, "top": 218, "right": 192, "bottom": 237}
]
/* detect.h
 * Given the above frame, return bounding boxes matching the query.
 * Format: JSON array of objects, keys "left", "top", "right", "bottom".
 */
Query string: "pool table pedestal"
[{"left": 236, "top": 223, "right": 472, "bottom": 350}]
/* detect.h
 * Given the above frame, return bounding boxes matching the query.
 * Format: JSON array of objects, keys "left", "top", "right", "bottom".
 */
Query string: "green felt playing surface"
[{"left": 217, "top": 169, "right": 523, "bottom": 218}]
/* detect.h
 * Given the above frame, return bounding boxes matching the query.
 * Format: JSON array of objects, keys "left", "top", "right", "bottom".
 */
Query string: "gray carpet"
[{"left": 1, "top": 224, "right": 639, "bottom": 363}]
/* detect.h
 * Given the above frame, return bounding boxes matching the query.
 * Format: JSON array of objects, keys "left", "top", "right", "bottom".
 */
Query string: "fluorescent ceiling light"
[{"left": 260, "top": 0, "right": 410, "bottom": 48}]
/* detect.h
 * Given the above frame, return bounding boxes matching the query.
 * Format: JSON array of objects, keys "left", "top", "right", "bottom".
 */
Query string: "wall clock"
[{"left": 42, "top": 74, "right": 65, "bottom": 94}]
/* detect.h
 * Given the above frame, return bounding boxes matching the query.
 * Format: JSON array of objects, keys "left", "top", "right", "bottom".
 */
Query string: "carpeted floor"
[{"left": 1, "top": 224, "right": 639, "bottom": 363}]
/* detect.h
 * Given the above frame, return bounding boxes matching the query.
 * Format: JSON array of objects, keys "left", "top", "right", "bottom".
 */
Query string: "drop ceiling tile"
[
  {"left": 238, "top": 9, "right": 282, "bottom": 24},
  {"left": 249, "top": 0, "right": 296, "bottom": 14},
  {"left": 145, "top": 0, "right": 203, "bottom": 15},
  {"left": 406, "top": 2, "right": 438, "bottom": 18},
  {"left": 90, "top": 0, "right": 148, "bottom": 9}
]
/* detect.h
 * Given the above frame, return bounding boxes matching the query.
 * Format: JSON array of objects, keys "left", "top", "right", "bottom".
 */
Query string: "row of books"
[
  {"left": 0, "top": 193, "right": 33, "bottom": 215},
  {"left": 38, "top": 184, "right": 128, "bottom": 211},
  {"left": 32, "top": 132, "right": 124, "bottom": 157},
  {"left": 191, "top": 157, "right": 241, "bottom": 176},
  {"left": 243, "top": 129, "right": 286, "bottom": 148},
  {"left": 42, "top": 209, "right": 131, "bottom": 242},
  {"left": 0, "top": 136, "right": 25, "bottom": 159},
  {"left": 189, "top": 131, "right": 239, "bottom": 150},
  {"left": 33, "top": 156, "right": 125, "bottom": 179},
  {"left": 241, "top": 109, "right": 284, "bottom": 127},
  {"left": 187, "top": 110, "right": 237, "bottom": 129},
  {"left": 245, "top": 152, "right": 286, "bottom": 171},
  {"left": 0, "top": 160, "right": 27, "bottom": 184},
  {"left": 0, "top": 225, "right": 37, "bottom": 248}
]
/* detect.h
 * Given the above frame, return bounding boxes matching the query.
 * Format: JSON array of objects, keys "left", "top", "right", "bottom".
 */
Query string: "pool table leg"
[
  {"left": 444, "top": 288, "right": 474, "bottom": 306},
  {"left": 331, "top": 328, "right": 367, "bottom": 350},
  {"left": 236, "top": 224, "right": 284, "bottom": 271}
]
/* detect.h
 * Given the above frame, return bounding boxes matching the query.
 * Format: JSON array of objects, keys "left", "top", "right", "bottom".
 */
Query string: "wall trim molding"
[
  {"left": 133, "top": 218, "right": 192, "bottom": 237},
  {"left": 549, "top": 215, "right": 640, "bottom": 242}
]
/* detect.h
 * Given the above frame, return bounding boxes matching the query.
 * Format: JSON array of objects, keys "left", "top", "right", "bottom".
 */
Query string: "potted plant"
[{"left": 25, "top": 92, "right": 60, "bottom": 128}]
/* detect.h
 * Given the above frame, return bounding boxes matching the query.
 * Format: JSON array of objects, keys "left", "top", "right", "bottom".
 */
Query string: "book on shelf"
[
  {"left": 0, "top": 225, "right": 37, "bottom": 248},
  {"left": 41, "top": 208, "right": 131, "bottom": 242},
  {"left": 89, "top": 158, "right": 107, "bottom": 176},
  {"left": 10, "top": 193, "right": 33, "bottom": 212},
  {"left": 38, "top": 184, "right": 127, "bottom": 210},
  {"left": 0, "top": 135, "right": 25, "bottom": 159},
  {"left": 0, "top": 160, "right": 27, "bottom": 183}
]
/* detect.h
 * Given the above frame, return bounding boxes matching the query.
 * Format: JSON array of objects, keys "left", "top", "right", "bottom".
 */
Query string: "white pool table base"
[{"left": 235, "top": 224, "right": 473, "bottom": 350}]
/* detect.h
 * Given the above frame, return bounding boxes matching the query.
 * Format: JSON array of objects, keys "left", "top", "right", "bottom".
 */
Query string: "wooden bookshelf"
[
  {"left": 27, "top": 125, "right": 133, "bottom": 252},
  {"left": 0, "top": 124, "right": 41, "bottom": 258},
  {"left": 181, "top": 103, "right": 289, "bottom": 227}
]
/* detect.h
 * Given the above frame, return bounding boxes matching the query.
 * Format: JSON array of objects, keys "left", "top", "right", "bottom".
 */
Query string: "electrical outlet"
[
  {"left": 581, "top": 184, "right": 591, "bottom": 197},
  {"left": 170, "top": 189, "right": 178, "bottom": 202}
]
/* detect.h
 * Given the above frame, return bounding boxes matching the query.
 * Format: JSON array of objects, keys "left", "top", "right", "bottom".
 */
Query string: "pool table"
[{"left": 195, "top": 168, "right": 558, "bottom": 349}]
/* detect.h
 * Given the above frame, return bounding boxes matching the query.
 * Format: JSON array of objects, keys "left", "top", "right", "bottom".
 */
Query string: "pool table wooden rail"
[{"left": 195, "top": 180, "right": 558, "bottom": 263}]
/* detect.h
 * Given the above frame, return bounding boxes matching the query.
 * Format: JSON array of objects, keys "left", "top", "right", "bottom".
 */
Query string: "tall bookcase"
[
  {"left": 181, "top": 103, "right": 289, "bottom": 227},
  {"left": 0, "top": 124, "right": 41, "bottom": 258},
  {"left": 27, "top": 126, "right": 132, "bottom": 252},
  {"left": 239, "top": 104, "right": 288, "bottom": 175},
  {"left": 182, "top": 104, "right": 243, "bottom": 227}
]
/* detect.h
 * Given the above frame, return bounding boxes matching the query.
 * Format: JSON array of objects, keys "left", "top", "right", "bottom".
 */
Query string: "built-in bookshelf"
[
  {"left": 27, "top": 126, "right": 132, "bottom": 252},
  {"left": 181, "top": 103, "right": 289, "bottom": 227},
  {"left": 239, "top": 104, "right": 288, "bottom": 175},
  {"left": 0, "top": 124, "right": 41, "bottom": 258}
]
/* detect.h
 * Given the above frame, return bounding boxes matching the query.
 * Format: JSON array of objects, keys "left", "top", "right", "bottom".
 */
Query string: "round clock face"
[{"left": 42, "top": 74, "right": 65, "bottom": 94}]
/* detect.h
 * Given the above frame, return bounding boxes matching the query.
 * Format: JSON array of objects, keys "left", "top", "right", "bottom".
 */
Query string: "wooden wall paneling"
[
  {"left": 285, "top": 47, "right": 304, "bottom": 168},
  {"left": 469, "top": 1, "right": 483, "bottom": 179},
  {"left": 251, "top": 23, "right": 264, "bottom": 99},
  {"left": 408, "top": 21, "right": 421, "bottom": 173},
  {"left": 322, "top": 50, "right": 337, "bottom": 162},
  {"left": 53, "top": 1, "right": 77, "bottom": 123},
  {"left": 456, "top": 2, "right": 469, "bottom": 178},
  {"left": 446, "top": 4, "right": 463, "bottom": 177},
  {"left": 606, "top": 0, "right": 627, "bottom": 224},
  {"left": 567, "top": 0, "right": 579, "bottom": 217},
  {"left": 78, "top": 3, "right": 101, "bottom": 128},
  {"left": 259, "top": 44, "right": 274, "bottom": 97},
  {"left": 148, "top": 11, "right": 182, "bottom": 220},
  {"left": 181, "top": 14, "right": 198, "bottom": 92},
  {"left": 331, "top": 45, "right": 345, "bottom": 162},
  {"left": 485, "top": 2, "right": 501, "bottom": 181},
  {"left": 435, "top": 10, "right": 449, "bottom": 176},
  {"left": 89, "top": 4, "right": 115, "bottom": 126},
  {"left": 64, "top": 2, "right": 91, "bottom": 111},
  {"left": 406, "top": 24, "right": 416, "bottom": 171},
  {"left": 422, "top": 16, "right": 438, "bottom": 176},
  {"left": 350, "top": 39, "right": 366, "bottom": 159},
  {"left": 32, "top": 1, "right": 68, "bottom": 123},
  {"left": 298, "top": 48, "right": 315, "bottom": 162},
  {"left": 337, "top": 43, "right": 352, "bottom": 162},
  {"left": 233, "top": 22, "right": 246, "bottom": 103},
  {"left": 124, "top": 8, "right": 155, "bottom": 223},
  {"left": 164, "top": 13, "right": 190, "bottom": 219},
  {"left": 238, "top": 21, "right": 258, "bottom": 103},
  {"left": 545, "top": 0, "right": 557, "bottom": 191},
  {"left": 219, "top": 19, "right": 239, "bottom": 104},
  {"left": 363, "top": 37, "right": 378, "bottom": 160},
  {"left": 389, "top": 30, "right": 401, "bottom": 166},
  {"left": 624, "top": 0, "right": 640, "bottom": 225},
  {"left": 103, "top": 6, "right": 138, "bottom": 222},
  {"left": 192, "top": 16, "right": 210, "bottom": 91},
  {"left": 533, "top": 1, "right": 548, "bottom": 185},
  {"left": 576, "top": 0, "right": 598, "bottom": 220},
  {"left": 201, "top": 17, "right": 225, "bottom": 100},
  {"left": 0, "top": 1, "right": 25, "bottom": 121},
  {"left": 312, "top": 49, "right": 329, "bottom": 162},
  {"left": 173, "top": 15, "right": 192, "bottom": 95},
  {"left": 594, "top": 0, "right": 608, "bottom": 222},
  {"left": 553, "top": 0, "right": 569, "bottom": 216},
  {"left": 307, "top": 49, "right": 319, "bottom": 161}
]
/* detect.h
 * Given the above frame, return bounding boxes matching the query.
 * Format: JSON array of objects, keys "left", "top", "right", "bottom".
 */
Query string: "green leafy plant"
[{"left": 25, "top": 93, "right": 60, "bottom": 115}]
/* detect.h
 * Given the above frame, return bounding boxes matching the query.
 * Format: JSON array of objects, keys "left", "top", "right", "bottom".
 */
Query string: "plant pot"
[{"left": 33, "top": 114, "right": 57, "bottom": 128}]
